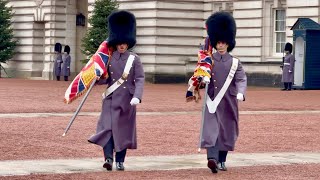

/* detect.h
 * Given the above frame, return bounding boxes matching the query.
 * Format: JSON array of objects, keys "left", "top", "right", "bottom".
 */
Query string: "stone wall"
[{"left": 4, "top": 0, "right": 320, "bottom": 86}]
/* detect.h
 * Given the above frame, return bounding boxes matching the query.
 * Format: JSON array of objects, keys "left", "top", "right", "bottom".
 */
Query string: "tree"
[
  {"left": 0, "top": 0, "right": 18, "bottom": 64},
  {"left": 81, "top": 0, "right": 118, "bottom": 63}
]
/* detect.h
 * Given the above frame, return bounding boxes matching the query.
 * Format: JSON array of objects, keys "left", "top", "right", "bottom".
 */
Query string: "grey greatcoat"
[
  {"left": 282, "top": 54, "right": 295, "bottom": 83},
  {"left": 88, "top": 50, "right": 145, "bottom": 152},
  {"left": 201, "top": 52, "right": 247, "bottom": 151},
  {"left": 62, "top": 54, "right": 71, "bottom": 77},
  {"left": 53, "top": 53, "right": 63, "bottom": 76}
]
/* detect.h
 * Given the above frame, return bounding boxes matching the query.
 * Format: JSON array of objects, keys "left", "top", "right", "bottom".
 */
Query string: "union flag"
[{"left": 64, "top": 40, "right": 113, "bottom": 104}]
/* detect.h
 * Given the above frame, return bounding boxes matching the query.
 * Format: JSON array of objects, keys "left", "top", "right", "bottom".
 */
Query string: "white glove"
[
  {"left": 236, "top": 93, "right": 244, "bottom": 101},
  {"left": 202, "top": 76, "right": 210, "bottom": 84},
  {"left": 289, "top": 70, "right": 292, "bottom": 73},
  {"left": 130, "top": 97, "right": 140, "bottom": 106}
]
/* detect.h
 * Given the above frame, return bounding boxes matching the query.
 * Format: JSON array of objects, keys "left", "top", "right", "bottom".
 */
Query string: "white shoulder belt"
[
  {"left": 102, "top": 54, "right": 135, "bottom": 99},
  {"left": 206, "top": 58, "right": 239, "bottom": 113}
]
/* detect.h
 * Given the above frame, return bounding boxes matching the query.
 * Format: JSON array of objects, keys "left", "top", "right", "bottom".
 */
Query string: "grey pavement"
[
  {"left": 1, "top": 152, "right": 320, "bottom": 176},
  {"left": 1, "top": 110, "right": 320, "bottom": 118}
]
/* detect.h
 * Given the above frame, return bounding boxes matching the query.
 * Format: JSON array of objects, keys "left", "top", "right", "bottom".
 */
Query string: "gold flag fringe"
[
  {"left": 63, "top": 47, "right": 113, "bottom": 105},
  {"left": 63, "top": 78, "right": 96, "bottom": 104}
]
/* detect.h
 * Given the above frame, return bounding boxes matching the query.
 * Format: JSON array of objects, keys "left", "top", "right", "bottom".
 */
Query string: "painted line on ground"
[
  {"left": 1, "top": 110, "right": 320, "bottom": 118},
  {"left": 1, "top": 152, "right": 320, "bottom": 176}
]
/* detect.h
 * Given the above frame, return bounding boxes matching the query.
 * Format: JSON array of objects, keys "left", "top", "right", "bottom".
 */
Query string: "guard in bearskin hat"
[
  {"left": 53, "top": 42, "right": 63, "bottom": 81},
  {"left": 197, "top": 11, "right": 247, "bottom": 173},
  {"left": 88, "top": 10, "right": 145, "bottom": 171},
  {"left": 281, "top": 42, "right": 295, "bottom": 90},
  {"left": 61, "top": 45, "right": 71, "bottom": 81}
]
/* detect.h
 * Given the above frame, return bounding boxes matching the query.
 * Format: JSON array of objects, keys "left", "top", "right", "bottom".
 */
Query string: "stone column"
[
  {"left": 75, "top": 0, "right": 88, "bottom": 74},
  {"left": 65, "top": 0, "right": 77, "bottom": 78},
  {"left": 42, "top": 0, "right": 68, "bottom": 80}
]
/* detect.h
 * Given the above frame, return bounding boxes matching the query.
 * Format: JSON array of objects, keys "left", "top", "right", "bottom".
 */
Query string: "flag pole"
[{"left": 62, "top": 79, "right": 97, "bottom": 136}]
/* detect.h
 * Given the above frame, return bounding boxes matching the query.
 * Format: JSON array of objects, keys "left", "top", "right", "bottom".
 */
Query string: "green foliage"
[
  {"left": 0, "top": 0, "right": 18, "bottom": 64},
  {"left": 81, "top": 0, "right": 118, "bottom": 63}
]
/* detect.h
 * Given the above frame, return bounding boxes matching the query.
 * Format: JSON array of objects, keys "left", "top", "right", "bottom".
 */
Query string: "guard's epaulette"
[
  {"left": 231, "top": 55, "right": 240, "bottom": 61},
  {"left": 129, "top": 51, "right": 138, "bottom": 57}
]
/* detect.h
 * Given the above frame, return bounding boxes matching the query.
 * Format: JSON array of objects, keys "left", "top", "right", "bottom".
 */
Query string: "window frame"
[{"left": 273, "top": 9, "right": 286, "bottom": 55}]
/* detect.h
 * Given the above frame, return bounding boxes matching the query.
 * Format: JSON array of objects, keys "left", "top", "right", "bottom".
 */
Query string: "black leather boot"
[
  {"left": 103, "top": 158, "right": 113, "bottom": 171},
  {"left": 116, "top": 162, "right": 125, "bottom": 171},
  {"left": 281, "top": 83, "right": 288, "bottom": 90},
  {"left": 207, "top": 159, "right": 218, "bottom": 173},
  {"left": 218, "top": 162, "right": 227, "bottom": 171}
]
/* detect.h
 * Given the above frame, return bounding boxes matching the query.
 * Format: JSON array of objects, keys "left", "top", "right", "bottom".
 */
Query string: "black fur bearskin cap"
[
  {"left": 206, "top": 11, "right": 236, "bottom": 52},
  {"left": 54, "top": 43, "right": 62, "bottom": 53},
  {"left": 107, "top": 10, "right": 136, "bottom": 49},
  {"left": 284, "top": 42, "right": 293, "bottom": 53},
  {"left": 64, "top": 45, "right": 70, "bottom": 54}
]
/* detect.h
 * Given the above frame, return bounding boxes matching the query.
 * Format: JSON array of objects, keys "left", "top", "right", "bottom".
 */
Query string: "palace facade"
[{"left": 3, "top": 0, "right": 320, "bottom": 85}]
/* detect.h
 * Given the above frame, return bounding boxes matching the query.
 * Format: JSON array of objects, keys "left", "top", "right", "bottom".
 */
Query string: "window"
[
  {"left": 274, "top": 9, "right": 286, "bottom": 54},
  {"left": 212, "top": 2, "right": 233, "bottom": 15}
]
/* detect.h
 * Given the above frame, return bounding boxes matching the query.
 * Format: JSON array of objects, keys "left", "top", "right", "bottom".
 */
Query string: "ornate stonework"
[{"left": 34, "top": 0, "right": 44, "bottom": 7}]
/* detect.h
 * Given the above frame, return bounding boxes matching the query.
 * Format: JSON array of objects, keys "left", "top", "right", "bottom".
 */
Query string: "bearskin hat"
[
  {"left": 284, "top": 42, "right": 293, "bottom": 53},
  {"left": 54, "top": 43, "right": 62, "bottom": 53},
  {"left": 64, "top": 45, "right": 70, "bottom": 54},
  {"left": 206, "top": 11, "right": 236, "bottom": 52},
  {"left": 107, "top": 10, "right": 136, "bottom": 49}
]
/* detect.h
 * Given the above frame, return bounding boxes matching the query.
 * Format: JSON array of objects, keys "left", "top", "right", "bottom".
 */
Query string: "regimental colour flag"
[{"left": 64, "top": 40, "right": 112, "bottom": 104}]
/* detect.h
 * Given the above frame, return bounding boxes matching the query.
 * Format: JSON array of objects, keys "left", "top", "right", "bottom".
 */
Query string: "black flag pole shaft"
[
  {"left": 198, "top": 83, "right": 209, "bottom": 152},
  {"left": 62, "top": 79, "right": 97, "bottom": 136}
]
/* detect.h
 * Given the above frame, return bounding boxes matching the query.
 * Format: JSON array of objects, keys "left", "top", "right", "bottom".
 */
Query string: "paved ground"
[
  {"left": 0, "top": 78, "right": 320, "bottom": 179},
  {"left": 2, "top": 152, "right": 320, "bottom": 176}
]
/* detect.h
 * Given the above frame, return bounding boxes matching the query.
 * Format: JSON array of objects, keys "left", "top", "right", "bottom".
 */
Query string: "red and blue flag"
[{"left": 64, "top": 41, "right": 112, "bottom": 104}]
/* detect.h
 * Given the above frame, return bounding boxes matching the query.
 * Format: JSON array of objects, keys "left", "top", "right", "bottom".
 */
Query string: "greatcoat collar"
[
  {"left": 213, "top": 52, "right": 231, "bottom": 62},
  {"left": 112, "top": 50, "right": 130, "bottom": 61}
]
